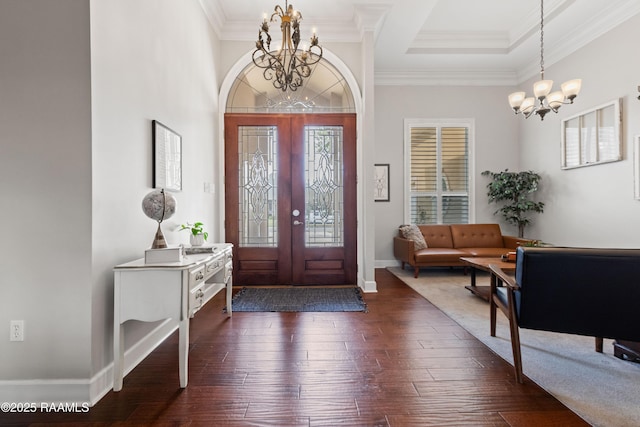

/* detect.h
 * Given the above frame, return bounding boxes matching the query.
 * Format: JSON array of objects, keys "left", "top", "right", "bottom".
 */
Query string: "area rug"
[
  {"left": 388, "top": 266, "right": 640, "bottom": 427},
  {"left": 227, "top": 286, "right": 368, "bottom": 312}
]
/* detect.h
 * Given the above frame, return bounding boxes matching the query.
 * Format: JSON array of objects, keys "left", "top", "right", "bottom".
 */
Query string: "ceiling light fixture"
[
  {"left": 252, "top": 1, "right": 323, "bottom": 92},
  {"left": 508, "top": 0, "right": 582, "bottom": 120}
]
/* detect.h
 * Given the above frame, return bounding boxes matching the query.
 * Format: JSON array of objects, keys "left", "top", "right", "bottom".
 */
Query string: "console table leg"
[
  {"left": 226, "top": 278, "right": 233, "bottom": 317},
  {"left": 178, "top": 318, "right": 189, "bottom": 388},
  {"left": 113, "top": 323, "right": 124, "bottom": 391}
]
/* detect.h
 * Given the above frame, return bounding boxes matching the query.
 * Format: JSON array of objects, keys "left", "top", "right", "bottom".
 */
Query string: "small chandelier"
[
  {"left": 508, "top": 0, "right": 582, "bottom": 120},
  {"left": 252, "top": 1, "right": 323, "bottom": 92}
]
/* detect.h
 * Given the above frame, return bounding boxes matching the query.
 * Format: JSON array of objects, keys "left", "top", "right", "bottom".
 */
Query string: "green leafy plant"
[
  {"left": 180, "top": 221, "right": 208, "bottom": 241},
  {"left": 481, "top": 169, "right": 545, "bottom": 238}
]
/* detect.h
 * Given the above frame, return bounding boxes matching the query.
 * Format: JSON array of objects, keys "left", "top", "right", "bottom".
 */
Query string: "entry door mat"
[{"left": 227, "top": 286, "right": 368, "bottom": 312}]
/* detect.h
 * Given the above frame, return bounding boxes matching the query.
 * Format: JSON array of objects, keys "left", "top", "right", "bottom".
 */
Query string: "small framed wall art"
[
  {"left": 374, "top": 163, "right": 390, "bottom": 202},
  {"left": 152, "top": 120, "right": 182, "bottom": 192}
]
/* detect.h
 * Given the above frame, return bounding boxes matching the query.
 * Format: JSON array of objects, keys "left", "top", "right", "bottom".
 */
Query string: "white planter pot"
[{"left": 190, "top": 233, "right": 205, "bottom": 246}]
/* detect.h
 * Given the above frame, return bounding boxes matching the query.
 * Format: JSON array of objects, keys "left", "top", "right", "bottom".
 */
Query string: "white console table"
[{"left": 113, "top": 243, "right": 232, "bottom": 391}]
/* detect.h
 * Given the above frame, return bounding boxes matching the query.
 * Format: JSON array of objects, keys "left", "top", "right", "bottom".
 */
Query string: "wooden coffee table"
[{"left": 460, "top": 257, "right": 515, "bottom": 301}]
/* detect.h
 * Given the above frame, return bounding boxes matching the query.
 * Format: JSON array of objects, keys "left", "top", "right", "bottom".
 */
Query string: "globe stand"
[{"left": 151, "top": 222, "right": 168, "bottom": 249}]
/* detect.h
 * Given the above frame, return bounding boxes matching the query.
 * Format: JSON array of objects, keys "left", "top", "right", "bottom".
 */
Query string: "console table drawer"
[
  {"left": 204, "top": 255, "right": 224, "bottom": 279},
  {"left": 189, "top": 282, "right": 206, "bottom": 317},
  {"left": 189, "top": 265, "right": 206, "bottom": 287}
]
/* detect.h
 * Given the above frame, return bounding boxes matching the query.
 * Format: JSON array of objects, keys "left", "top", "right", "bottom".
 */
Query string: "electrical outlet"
[{"left": 10, "top": 320, "right": 24, "bottom": 341}]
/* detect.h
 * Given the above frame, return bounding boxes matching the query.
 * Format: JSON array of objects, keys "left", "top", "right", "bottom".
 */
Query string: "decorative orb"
[
  {"left": 142, "top": 189, "right": 177, "bottom": 249},
  {"left": 142, "top": 189, "right": 177, "bottom": 223}
]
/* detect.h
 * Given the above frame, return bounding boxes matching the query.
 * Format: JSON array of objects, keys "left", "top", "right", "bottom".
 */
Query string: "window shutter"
[{"left": 408, "top": 123, "right": 470, "bottom": 224}]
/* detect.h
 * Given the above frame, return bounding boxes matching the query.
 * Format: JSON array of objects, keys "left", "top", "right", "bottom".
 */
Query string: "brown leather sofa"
[{"left": 393, "top": 223, "right": 525, "bottom": 278}]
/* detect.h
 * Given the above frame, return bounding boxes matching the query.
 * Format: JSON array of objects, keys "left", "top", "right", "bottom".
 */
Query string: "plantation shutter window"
[{"left": 404, "top": 120, "right": 473, "bottom": 224}]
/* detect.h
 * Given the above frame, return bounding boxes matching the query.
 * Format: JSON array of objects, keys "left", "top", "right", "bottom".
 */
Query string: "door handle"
[{"left": 293, "top": 220, "right": 304, "bottom": 225}]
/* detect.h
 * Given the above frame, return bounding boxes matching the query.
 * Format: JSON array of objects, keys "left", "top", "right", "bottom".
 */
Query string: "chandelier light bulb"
[
  {"left": 547, "top": 91, "right": 565, "bottom": 111},
  {"left": 520, "top": 97, "right": 536, "bottom": 116},
  {"left": 561, "top": 79, "right": 582, "bottom": 102},
  {"left": 533, "top": 80, "right": 553, "bottom": 100},
  {"left": 508, "top": 91, "right": 526, "bottom": 111}
]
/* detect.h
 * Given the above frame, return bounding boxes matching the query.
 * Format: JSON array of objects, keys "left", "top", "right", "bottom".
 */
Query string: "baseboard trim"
[
  {"left": 0, "top": 379, "right": 91, "bottom": 406},
  {"left": 0, "top": 319, "right": 178, "bottom": 406},
  {"left": 358, "top": 277, "right": 378, "bottom": 293},
  {"left": 375, "top": 259, "right": 401, "bottom": 268}
]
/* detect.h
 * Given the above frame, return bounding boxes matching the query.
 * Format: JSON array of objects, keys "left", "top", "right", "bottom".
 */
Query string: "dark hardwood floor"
[{"left": 1, "top": 268, "right": 589, "bottom": 426}]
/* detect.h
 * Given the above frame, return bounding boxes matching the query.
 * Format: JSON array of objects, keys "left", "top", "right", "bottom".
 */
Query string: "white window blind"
[{"left": 404, "top": 120, "right": 472, "bottom": 224}]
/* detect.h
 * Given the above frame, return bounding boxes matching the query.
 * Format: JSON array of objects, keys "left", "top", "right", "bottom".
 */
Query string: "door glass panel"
[
  {"left": 305, "top": 126, "right": 344, "bottom": 247},
  {"left": 238, "top": 125, "right": 278, "bottom": 247}
]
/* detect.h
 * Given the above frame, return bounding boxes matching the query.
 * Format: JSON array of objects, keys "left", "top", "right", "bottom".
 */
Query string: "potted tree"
[
  {"left": 481, "top": 169, "right": 545, "bottom": 238},
  {"left": 180, "top": 221, "right": 209, "bottom": 246}
]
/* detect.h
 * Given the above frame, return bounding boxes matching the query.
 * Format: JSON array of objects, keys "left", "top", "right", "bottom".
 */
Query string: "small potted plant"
[{"left": 180, "top": 221, "right": 208, "bottom": 246}]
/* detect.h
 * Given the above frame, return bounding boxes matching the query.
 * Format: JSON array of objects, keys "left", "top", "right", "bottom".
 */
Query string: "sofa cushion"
[
  {"left": 418, "top": 224, "right": 454, "bottom": 248},
  {"left": 451, "top": 224, "right": 503, "bottom": 248},
  {"left": 414, "top": 248, "right": 466, "bottom": 263},
  {"left": 399, "top": 224, "right": 428, "bottom": 250}
]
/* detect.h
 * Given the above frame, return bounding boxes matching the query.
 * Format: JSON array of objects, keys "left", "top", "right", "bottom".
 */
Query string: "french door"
[{"left": 225, "top": 114, "right": 357, "bottom": 286}]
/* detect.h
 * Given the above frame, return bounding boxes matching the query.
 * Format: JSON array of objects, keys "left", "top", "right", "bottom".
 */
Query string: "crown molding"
[
  {"left": 197, "top": 0, "right": 224, "bottom": 39},
  {"left": 199, "top": 0, "right": 640, "bottom": 87},
  {"left": 375, "top": 69, "right": 518, "bottom": 87},
  {"left": 354, "top": 4, "right": 392, "bottom": 41},
  {"left": 515, "top": 0, "right": 640, "bottom": 83},
  {"left": 216, "top": 18, "right": 363, "bottom": 43},
  {"left": 209, "top": 3, "right": 390, "bottom": 43}
]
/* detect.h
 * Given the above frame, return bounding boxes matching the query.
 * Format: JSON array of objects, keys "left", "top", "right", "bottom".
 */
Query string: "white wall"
[
  {"left": 519, "top": 13, "right": 640, "bottom": 248},
  {"left": 374, "top": 85, "right": 520, "bottom": 264},
  {"left": 90, "top": 0, "right": 221, "bottom": 400},
  {"left": 0, "top": 0, "right": 93, "bottom": 392},
  {"left": 0, "top": 0, "right": 220, "bottom": 403}
]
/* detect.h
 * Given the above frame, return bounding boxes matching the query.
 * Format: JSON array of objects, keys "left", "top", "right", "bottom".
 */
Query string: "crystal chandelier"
[
  {"left": 508, "top": 0, "right": 582, "bottom": 120},
  {"left": 252, "top": 1, "right": 323, "bottom": 92}
]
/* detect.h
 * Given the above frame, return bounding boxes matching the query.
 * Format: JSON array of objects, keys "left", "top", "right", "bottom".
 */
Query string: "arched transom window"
[{"left": 226, "top": 57, "right": 356, "bottom": 114}]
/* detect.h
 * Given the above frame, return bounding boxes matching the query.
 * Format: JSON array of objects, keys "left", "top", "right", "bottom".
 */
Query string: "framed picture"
[
  {"left": 561, "top": 98, "right": 621, "bottom": 170},
  {"left": 634, "top": 135, "right": 640, "bottom": 200},
  {"left": 152, "top": 120, "right": 182, "bottom": 192},
  {"left": 374, "top": 163, "right": 390, "bottom": 202}
]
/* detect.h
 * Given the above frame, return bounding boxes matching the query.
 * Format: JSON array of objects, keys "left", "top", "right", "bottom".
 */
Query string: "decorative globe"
[
  {"left": 142, "top": 189, "right": 177, "bottom": 248},
  {"left": 142, "top": 189, "right": 177, "bottom": 222}
]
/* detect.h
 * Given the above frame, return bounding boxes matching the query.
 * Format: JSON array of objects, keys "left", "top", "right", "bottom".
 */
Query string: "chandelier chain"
[{"left": 539, "top": 0, "right": 545, "bottom": 77}]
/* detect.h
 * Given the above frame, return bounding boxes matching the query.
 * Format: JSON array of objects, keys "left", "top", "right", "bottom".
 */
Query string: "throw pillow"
[{"left": 399, "top": 224, "right": 428, "bottom": 250}]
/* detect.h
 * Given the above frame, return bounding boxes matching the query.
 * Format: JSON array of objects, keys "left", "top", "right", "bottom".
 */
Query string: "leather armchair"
[{"left": 489, "top": 246, "right": 640, "bottom": 383}]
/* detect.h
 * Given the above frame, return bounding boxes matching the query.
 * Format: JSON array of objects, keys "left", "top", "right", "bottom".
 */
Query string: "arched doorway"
[{"left": 222, "top": 55, "right": 359, "bottom": 286}]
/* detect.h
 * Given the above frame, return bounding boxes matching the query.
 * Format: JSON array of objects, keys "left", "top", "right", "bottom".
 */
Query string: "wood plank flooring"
[{"left": 0, "top": 268, "right": 589, "bottom": 426}]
